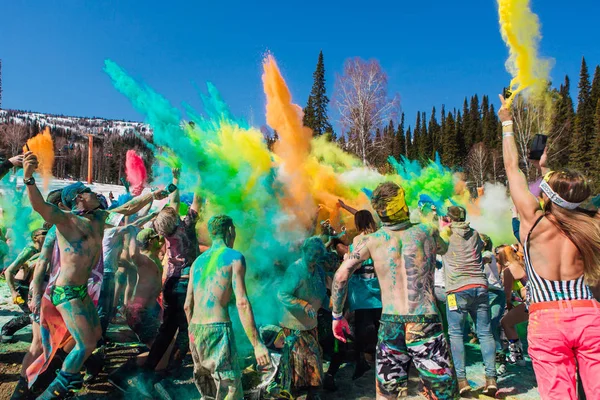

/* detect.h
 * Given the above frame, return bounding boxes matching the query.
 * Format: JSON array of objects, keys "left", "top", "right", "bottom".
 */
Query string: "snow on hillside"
[{"left": 0, "top": 109, "right": 151, "bottom": 137}]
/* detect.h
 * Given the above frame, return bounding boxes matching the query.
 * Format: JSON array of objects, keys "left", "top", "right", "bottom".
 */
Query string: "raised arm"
[
  {"left": 233, "top": 256, "right": 270, "bottom": 366},
  {"left": 0, "top": 155, "right": 23, "bottom": 181},
  {"left": 499, "top": 95, "right": 541, "bottom": 226},
  {"left": 190, "top": 192, "right": 201, "bottom": 214},
  {"left": 23, "top": 153, "right": 69, "bottom": 226},
  {"left": 111, "top": 190, "right": 165, "bottom": 216},
  {"left": 131, "top": 211, "right": 158, "bottom": 229},
  {"left": 169, "top": 169, "right": 181, "bottom": 214},
  {"left": 338, "top": 199, "right": 358, "bottom": 215}
]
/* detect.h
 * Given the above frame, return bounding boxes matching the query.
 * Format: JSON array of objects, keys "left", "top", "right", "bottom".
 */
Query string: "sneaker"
[
  {"left": 37, "top": 370, "right": 83, "bottom": 400},
  {"left": 507, "top": 341, "right": 526, "bottom": 366},
  {"left": 0, "top": 334, "right": 16, "bottom": 343},
  {"left": 10, "top": 376, "right": 30, "bottom": 400},
  {"left": 83, "top": 348, "right": 105, "bottom": 383},
  {"left": 458, "top": 379, "right": 472, "bottom": 396},
  {"left": 323, "top": 373, "right": 337, "bottom": 391},
  {"left": 482, "top": 377, "right": 498, "bottom": 397},
  {"left": 496, "top": 351, "right": 507, "bottom": 375}
]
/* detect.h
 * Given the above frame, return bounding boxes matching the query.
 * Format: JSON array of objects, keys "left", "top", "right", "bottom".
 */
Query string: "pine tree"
[
  {"left": 470, "top": 95, "right": 482, "bottom": 145},
  {"left": 442, "top": 112, "right": 459, "bottom": 167},
  {"left": 303, "top": 51, "right": 333, "bottom": 136},
  {"left": 592, "top": 99, "right": 600, "bottom": 183},
  {"left": 591, "top": 66, "right": 600, "bottom": 113},
  {"left": 428, "top": 107, "right": 440, "bottom": 159},
  {"left": 419, "top": 111, "right": 431, "bottom": 161},
  {"left": 456, "top": 110, "right": 467, "bottom": 163},
  {"left": 440, "top": 105, "right": 447, "bottom": 160},
  {"left": 551, "top": 75, "right": 575, "bottom": 168},
  {"left": 486, "top": 104, "right": 500, "bottom": 150},
  {"left": 406, "top": 126, "right": 415, "bottom": 160},
  {"left": 462, "top": 98, "right": 471, "bottom": 150},
  {"left": 413, "top": 112, "right": 422, "bottom": 160},
  {"left": 570, "top": 58, "right": 594, "bottom": 172},
  {"left": 395, "top": 113, "right": 406, "bottom": 158}
]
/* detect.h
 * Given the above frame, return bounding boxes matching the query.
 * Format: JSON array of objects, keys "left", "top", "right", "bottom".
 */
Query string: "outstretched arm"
[
  {"left": 0, "top": 155, "right": 23, "bottom": 181},
  {"left": 111, "top": 191, "right": 165, "bottom": 216},
  {"left": 233, "top": 256, "right": 270, "bottom": 366},
  {"left": 499, "top": 95, "right": 541, "bottom": 227},
  {"left": 338, "top": 199, "right": 358, "bottom": 215}
]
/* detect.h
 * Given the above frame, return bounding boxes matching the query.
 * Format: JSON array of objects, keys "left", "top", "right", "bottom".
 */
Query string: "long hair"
[
  {"left": 544, "top": 170, "right": 600, "bottom": 286},
  {"left": 496, "top": 245, "right": 521, "bottom": 270},
  {"left": 354, "top": 210, "right": 377, "bottom": 234}
]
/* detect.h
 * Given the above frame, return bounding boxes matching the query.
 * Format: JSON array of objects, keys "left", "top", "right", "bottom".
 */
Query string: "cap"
[
  {"left": 136, "top": 228, "right": 159, "bottom": 246},
  {"left": 61, "top": 182, "right": 91, "bottom": 209}
]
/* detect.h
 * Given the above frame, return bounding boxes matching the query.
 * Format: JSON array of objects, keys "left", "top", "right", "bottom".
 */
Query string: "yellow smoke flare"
[
  {"left": 497, "top": 0, "right": 551, "bottom": 106},
  {"left": 23, "top": 127, "right": 55, "bottom": 189}
]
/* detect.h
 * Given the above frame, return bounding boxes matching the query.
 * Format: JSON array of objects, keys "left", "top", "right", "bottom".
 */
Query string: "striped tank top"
[{"left": 524, "top": 215, "right": 594, "bottom": 303}]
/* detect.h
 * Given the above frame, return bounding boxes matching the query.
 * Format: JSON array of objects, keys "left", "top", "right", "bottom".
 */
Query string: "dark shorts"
[
  {"left": 376, "top": 314, "right": 458, "bottom": 399},
  {"left": 50, "top": 284, "right": 88, "bottom": 307},
  {"left": 125, "top": 301, "right": 161, "bottom": 344}
]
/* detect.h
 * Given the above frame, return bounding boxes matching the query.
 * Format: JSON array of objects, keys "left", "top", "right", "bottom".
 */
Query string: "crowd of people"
[{"left": 0, "top": 97, "right": 599, "bottom": 400}]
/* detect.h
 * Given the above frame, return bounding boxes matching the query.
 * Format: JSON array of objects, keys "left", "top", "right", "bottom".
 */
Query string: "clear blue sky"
[{"left": 1, "top": 0, "right": 599, "bottom": 132}]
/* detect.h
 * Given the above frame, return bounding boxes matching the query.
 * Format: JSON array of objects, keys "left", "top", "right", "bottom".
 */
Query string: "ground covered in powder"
[{"left": 0, "top": 282, "right": 539, "bottom": 399}]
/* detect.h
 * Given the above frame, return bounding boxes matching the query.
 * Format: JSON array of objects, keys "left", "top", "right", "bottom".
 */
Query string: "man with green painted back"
[{"left": 184, "top": 214, "right": 269, "bottom": 400}]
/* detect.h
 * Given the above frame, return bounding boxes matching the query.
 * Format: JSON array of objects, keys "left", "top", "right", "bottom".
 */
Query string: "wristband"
[
  {"left": 23, "top": 177, "right": 35, "bottom": 186},
  {"left": 332, "top": 311, "right": 343, "bottom": 320},
  {"left": 503, "top": 132, "right": 514, "bottom": 138},
  {"left": 502, "top": 120, "right": 514, "bottom": 127}
]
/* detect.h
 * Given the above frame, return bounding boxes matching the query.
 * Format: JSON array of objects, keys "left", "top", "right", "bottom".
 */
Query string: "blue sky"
[{"left": 1, "top": 0, "right": 599, "bottom": 133}]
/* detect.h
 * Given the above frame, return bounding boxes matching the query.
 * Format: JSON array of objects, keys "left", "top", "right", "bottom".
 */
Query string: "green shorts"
[
  {"left": 50, "top": 284, "right": 88, "bottom": 307},
  {"left": 189, "top": 322, "right": 242, "bottom": 399}
]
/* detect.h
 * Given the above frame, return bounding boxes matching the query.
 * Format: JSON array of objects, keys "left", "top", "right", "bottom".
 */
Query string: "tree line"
[{"left": 302, "top": 52, "right": 600, "bottom": 190}]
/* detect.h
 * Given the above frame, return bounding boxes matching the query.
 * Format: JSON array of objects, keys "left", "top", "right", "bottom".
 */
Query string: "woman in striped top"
[{"left": 499, "top": 94, "right": 600, "bottom": 400}]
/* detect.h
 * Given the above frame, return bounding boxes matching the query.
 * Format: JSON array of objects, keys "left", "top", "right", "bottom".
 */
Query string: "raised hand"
[
  {"left": 23, "top": 152, "right": 38, "bottom": 178},
  {"left": 498, "top": 94, "right": 512, "bottom": 123}
]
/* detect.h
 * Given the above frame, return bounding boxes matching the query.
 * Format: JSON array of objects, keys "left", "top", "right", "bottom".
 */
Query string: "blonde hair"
[
  {"left": 154, "top": 207, "right": 180, "bottom": 237},
  {"left": 544, "top": 170, "right": 600, "bottom": 286}
]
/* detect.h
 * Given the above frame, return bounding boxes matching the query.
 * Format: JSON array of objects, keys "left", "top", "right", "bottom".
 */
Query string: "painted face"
[{"left": 76, "top": 188, "right": 101, "bottom": 211}]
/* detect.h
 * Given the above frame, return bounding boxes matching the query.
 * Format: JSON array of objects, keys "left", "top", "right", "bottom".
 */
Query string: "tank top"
[{"left": 524, "top": 215, "right": 594, "bottom": 303}]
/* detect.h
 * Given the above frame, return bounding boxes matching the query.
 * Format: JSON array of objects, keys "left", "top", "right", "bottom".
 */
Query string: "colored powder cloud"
[
  {"left": 24, "top": 127, "right": 55, "bottom": 190},
  {"left": 125, "top": 150, "right": 148, "bottom": 196}
]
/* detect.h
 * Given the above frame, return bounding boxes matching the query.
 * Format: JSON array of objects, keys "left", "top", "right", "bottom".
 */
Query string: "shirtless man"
[
  {"left": 2, "top": 228, "right": 47, "bottom": 343},
  {"left": 22, "top": 152, "right": 167, "bottom": 399},
  {"left": 331, "top": 182, "right": 458, "bottom": 400},
  {"left": 184, "top": 215, "right": 269, "bottom": 400},
  {"left": 127, "top": 228, "right": 163, "bottom": 348}
]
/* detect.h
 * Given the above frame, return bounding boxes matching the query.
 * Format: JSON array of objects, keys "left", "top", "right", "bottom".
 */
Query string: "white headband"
[{"left": 539, "top": 180, "right": 582, "bottom": 210}]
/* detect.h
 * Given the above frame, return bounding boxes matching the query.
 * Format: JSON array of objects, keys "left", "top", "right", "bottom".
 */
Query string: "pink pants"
[{"left": 528, "top": 299, "right": 600, "bottom": 400}]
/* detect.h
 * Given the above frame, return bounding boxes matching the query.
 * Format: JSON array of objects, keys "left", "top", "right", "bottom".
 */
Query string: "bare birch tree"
[
  {"left": 466, "top": 142, "right": 489, "bottom": 188},
  {"left": 0, "top": 123, "right": 28, "bottom": 156},
  {"left": 334, "top": 58, "right": 399, "bottom": 164}
]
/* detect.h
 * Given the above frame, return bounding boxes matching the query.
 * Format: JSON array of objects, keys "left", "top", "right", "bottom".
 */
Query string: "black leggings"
[
  {"left": 1, "top": 283, "right": 31, "bottom": 337},
  {"left": 143, "top": 277, "right": 189, "bottom": 370},
  {"left": 354, "top": 308, "right": 382, "bottom": 358}
]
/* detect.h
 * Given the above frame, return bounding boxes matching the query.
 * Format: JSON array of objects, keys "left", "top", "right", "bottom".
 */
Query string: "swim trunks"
[
  {"left": 50, "top": 284, "right": 88, "bottom": 307},
  {"left": 189, "top": 322, "right": 242, "bottom": 400},
  {"left": 376, "top": 314, "right": 458, "bottom": 400}
]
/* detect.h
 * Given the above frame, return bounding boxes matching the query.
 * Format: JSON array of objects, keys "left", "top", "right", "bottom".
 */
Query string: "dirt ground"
[{"left": 0, "top": 283, "right": 540, "bottom": 400}]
